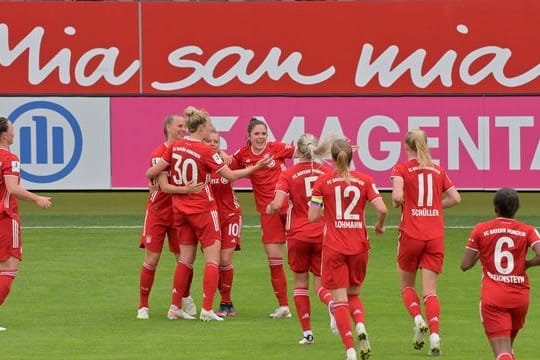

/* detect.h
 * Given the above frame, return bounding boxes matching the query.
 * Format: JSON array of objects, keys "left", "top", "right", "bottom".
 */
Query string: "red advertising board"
[
  {"left": 1, "top": 1, "right": 539, "bottom": 95},
  {"left": 0, "top": 2, "right": 140, "bottom": 94}
]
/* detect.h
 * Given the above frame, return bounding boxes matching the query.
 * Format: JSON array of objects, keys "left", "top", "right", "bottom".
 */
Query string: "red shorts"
[
  {"left": 139, "top": 209, "right": 179, "bottom": 254},
  {"left": 174, "top": 210, "right": 221, "bottom": 249},
  {"left": 287, "top": 239, "right": 322, "bottom": 276},
  {"left": 0, "top": 214, "right": 22, "bottom": 261},
  {"left": 220, "top": 214, "right": 242, "bottom": 251},
  {"left": 397, "top": 232, "right": 444, "bottom": 273},
  {"left": 321, "top": 246, "right": 368, "bottom": 290},
  {"left": 260, "top": 212, "right": 286, "bottom": 244},
  {"left": 481, "top": 299, "right": 529, "bottom": 339}
]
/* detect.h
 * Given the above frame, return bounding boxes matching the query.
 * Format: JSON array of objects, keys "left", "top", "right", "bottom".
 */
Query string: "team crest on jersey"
[
  {"left": 212, "top": 153, "right": 224, "bottom": 165},
  {"left": 268, "top": 159, "right": 276, "bottom": 168},
  {"left": 11, "top": 161, "right": 20, "bottom": 173},
  {"left": 220, "top": 176, "right": 229, "bottom": 184}
]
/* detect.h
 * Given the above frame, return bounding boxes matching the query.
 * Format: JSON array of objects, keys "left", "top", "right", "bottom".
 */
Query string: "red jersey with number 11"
[{"left": 391, "top": 159, "right": 454, "bottom": 240}]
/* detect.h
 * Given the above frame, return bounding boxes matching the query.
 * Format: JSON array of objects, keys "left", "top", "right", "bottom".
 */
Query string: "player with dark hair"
[{"left": 461, "top": 188, "right": 540, "bottom": 360}]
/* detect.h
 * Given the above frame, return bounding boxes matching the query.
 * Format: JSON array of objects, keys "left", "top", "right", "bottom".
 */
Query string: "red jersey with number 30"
[
  {"left": 391, "top": 159, "right": 454, "bottom": 240},
  {"left": 233, "top": 142, "right": 294, "bottom": 213},
  {"left": 0, "top": 149, "right": 20, "bottom": 220},
  {"left": 311, "top": 170, "right": 382, "bottom": 255},
  {"left": 275, "top": 162, "right": 331, "bottom": 243},
  {"left": 161, "top": 138, "right": 226, "bottom": 214},
  {"left": 466, "top": 218, "right": 540, "bottom": 307}
]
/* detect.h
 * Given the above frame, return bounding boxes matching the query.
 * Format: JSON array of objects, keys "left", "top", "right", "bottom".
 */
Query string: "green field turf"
[{"left": 1, "top": 191, "right": 539, "bottom": 359}]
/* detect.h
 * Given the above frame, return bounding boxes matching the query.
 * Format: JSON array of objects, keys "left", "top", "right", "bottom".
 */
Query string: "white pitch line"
[{"left": 22, "top": 224, "right": 475, "bottom": 230}]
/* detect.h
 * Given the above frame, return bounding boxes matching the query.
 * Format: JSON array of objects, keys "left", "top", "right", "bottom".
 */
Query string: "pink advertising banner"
[{"left": 111, "top": 97, "right": 540, "bottom": 190}]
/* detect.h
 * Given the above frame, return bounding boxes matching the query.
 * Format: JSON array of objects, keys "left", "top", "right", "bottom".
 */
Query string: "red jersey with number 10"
[
  {"left": 311, "top": 170, "right": 382, "bottom": 255},
  {"left": 161, "top": 138, "right": 226, "bottom": 215},
  {"left": 466, "top": 218, "right": 540, "bottom": 307},
  {"left": 209, "top": 158, "right": 241, "bottom": 224},
  {"left": 233, "top": 142, "right": 294, "bottom": 213},
  {"left": 275, "top": 162, "right": 331, "bottom": 243},
  {"left": 391, "top": 159, "right": 454, "bottom": 240}
]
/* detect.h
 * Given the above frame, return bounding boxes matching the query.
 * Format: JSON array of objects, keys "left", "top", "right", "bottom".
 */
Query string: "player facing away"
[
  {"left": 0, "top": 117, "right": 52, "bottom": 331},
  {"left": 137, "top": 115, "right": 198, "bottom": 320},
  {"left": 308, "top": 139, "right": 387, "bottom": 360},
  {"left": 233, "top": 118, "right": 295, "bottom": 318},
  {"left": 203, "top": 129, "right": 242, "bottom": 317},
  {"left": 266, "top": 133, "right": 335, "bottom": 345},
  {"left": 461, "top": 188, "right": 540, "bottom": 360},
  {"left": 390, "top": 129, "right": 461, "bottom": 356},
  {"left": 147, "top": 107, "right": 271, "bottom": 322}
]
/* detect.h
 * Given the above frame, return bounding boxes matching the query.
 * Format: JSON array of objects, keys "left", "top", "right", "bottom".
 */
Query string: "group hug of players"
[{"left": 135, "top": 108, "right": 540, "bottom": 360}]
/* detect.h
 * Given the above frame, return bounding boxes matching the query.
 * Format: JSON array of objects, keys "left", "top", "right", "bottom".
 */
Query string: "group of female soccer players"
[{"left": 135, "top": 106, "right": 540, "bottom": 360}]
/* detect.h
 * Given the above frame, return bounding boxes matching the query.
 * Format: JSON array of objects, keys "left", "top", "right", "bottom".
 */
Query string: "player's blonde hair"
[
  {"left": 331, "top": 139, "right": 353, "bottom": 184},
  {"left": 163, "top": 114, "right": 183, "bottom": 139},
  {"left": 296, "top": 133, "right": 333, "bottom": 162},
  {"left": 405, "top": 129, "right": 432, "bottom": 168},
  {"left": 184, "top": 106, "right": 210, "bottom": 133}
]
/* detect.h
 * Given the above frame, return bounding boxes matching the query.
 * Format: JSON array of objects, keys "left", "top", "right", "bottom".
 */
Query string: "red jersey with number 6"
[
  {"left": 466, "top": 218, "right": 540, "bottom": 307},
  {"left": 391, "top": 159, "right": 454, "bottom": 240},
  {"left": 161, "top": 138, "right": 226, "bottom": 214}
]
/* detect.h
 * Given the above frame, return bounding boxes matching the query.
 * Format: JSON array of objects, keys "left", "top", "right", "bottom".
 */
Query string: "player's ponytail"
[
  {"left": 331, "top": 139, "right": 353, "bottom": 184},
  {"left": 406, "top": 129, "right": 432, "bottom": 168}
]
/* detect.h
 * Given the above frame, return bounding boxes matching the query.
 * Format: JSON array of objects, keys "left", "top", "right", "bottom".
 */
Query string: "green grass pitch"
[{"left": 1, "top": 191, "right": 539, "bottom": 359}]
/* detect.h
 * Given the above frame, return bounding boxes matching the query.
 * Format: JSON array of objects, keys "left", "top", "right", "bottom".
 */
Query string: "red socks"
[
  {"left": 332, "top": 301, "right": 354, "bottom": 350},
  {"left": 171, "top": 262, "right": 193, "bottom": 307},
  {"left": 347, "top": 294, "right": 365, "bottom": 325},
  {"left": 401, "top": 287, "right": 422, "bottom": 318},
  {"left": 316, "top": 287, "right": 333, "bottom": 305},
  {"left": 138, "top": 262, "right": 156, "bottom": 308},
  {"left": 268, "top": 258, "right": 288, "bottom": 306},
  {"left": 424, "top": 294, "right": 441, "bottom": 335},
  {"left": 293, "top": 287, "right": 311, "bottom": 331},
  {"left": 219, "top": 264, "right": 234, "bottom": 304},
  {"left": 202, "top": 262, "right": 219, "bottom": 311},
  {"left": 0, "top": 270, "right": 17, "bottom": 307}
]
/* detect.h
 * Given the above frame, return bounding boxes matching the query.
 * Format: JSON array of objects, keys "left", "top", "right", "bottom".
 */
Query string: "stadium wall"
[{"left": 1, "top": 1, "right": 539, "bottom": 190}]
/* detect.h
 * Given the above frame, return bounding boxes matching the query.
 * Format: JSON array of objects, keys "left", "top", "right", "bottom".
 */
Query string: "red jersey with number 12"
[
  {"left": 311, "top": 170, "right": 382, "bottom": 255},
  {"left": 391, "top": 159, "right": 454, "bottom": 240},
  {"left": 161, "top": 138, "right": 226, "bottom": 214}
]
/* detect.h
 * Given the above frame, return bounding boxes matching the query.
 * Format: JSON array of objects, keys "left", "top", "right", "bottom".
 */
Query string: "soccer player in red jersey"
[
  {"left": 137, "top": 115, "right": 198, "bottom": 320},
  {"left": 147, "top": 107, "right": 271, "bottom": 321},
  {"left": 233, "top": 118, "right": 295, "bottom": 318},
  {"left": 266, "top": 133, "right": 334, "bottom": 345},
  {"left": 391, "top": 129, "right": 461, "bottom": 355},
  {"left": 203, "top": 129, "right": 242, "bottom": 317},
  {"left": 308, "top": 139, "right": 387, "bottom": 360},
  {"left": 461, "top": 188, "right": 540, "bottom": 360},
  {"left": 0, "top": 117, "right": 51, "bottom": 331}
]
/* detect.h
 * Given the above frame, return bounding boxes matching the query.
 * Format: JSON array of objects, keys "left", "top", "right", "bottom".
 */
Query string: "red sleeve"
[
  {"left": 390, "top": 164, "right": 403, "bottom": 179},
  {"left": 441, "top": 168, "right": 454, "bottom": 192},
  {"left": 527, "top": 226, "right": 540, "bottom": 248},
  {"left": 2, "top": 153, "right": 20, "bottom": 177},
  {"left": 274, "top": 171, "right": 290, "bottom": 194},
  {"left": 161, "top": 145, "right": 172, "bottom": 165},
  {"left": 466, "top": 225, "right": 481, "bottom": 251},
  {"left": 366, "top": 178, "right": 382, "bottom": 202},
  {"left": 273, "top": 142, "right": 295, "bottom": 159}
]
